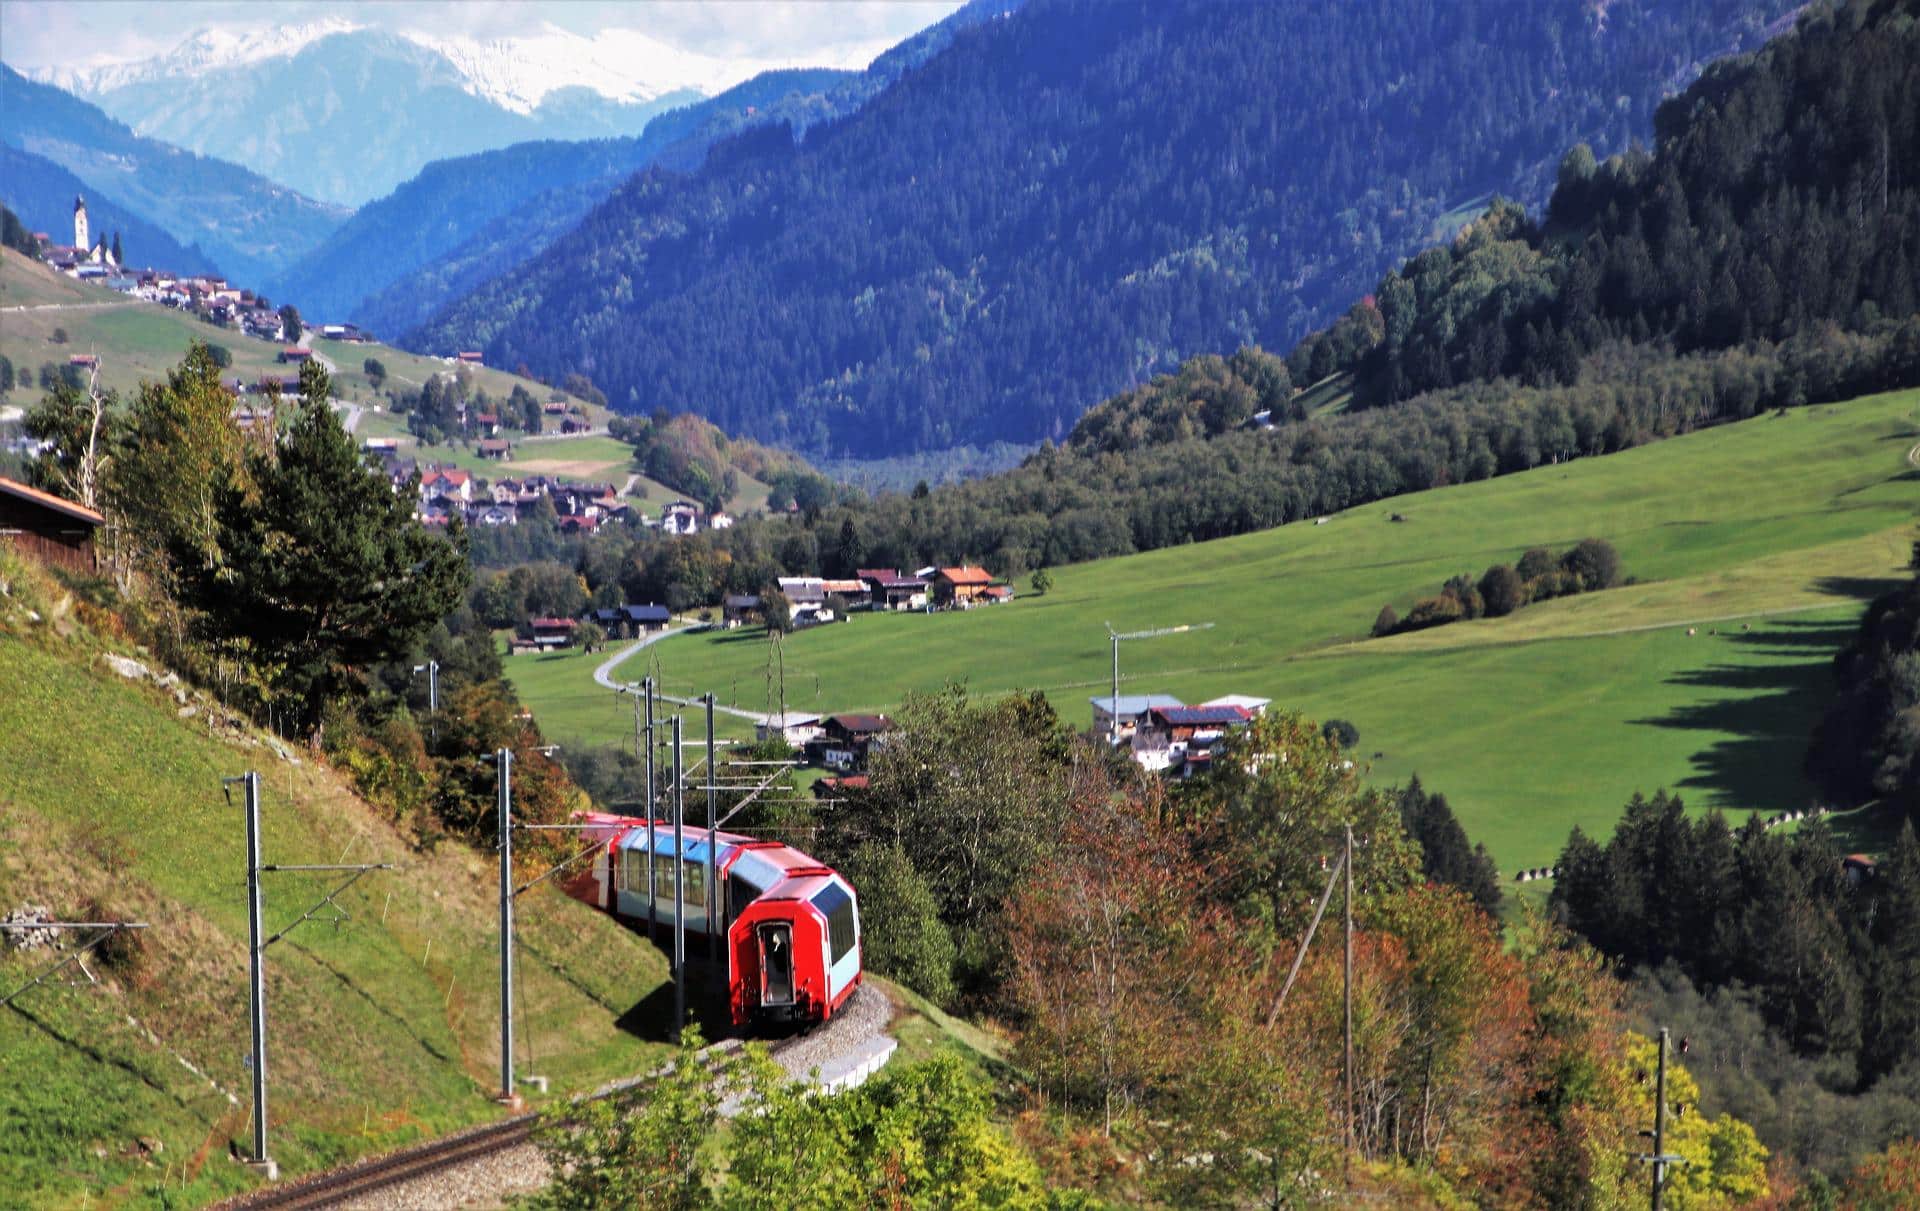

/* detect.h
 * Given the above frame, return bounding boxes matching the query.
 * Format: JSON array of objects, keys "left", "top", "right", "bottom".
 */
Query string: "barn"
[{"left": 0, "top": 476, "right": 102, "bottom": 574}]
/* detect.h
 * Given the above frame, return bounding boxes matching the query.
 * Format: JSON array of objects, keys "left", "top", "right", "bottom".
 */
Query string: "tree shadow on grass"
[
  {"left": 1812, "top": 574, "right": 1905, "bottom": 602},
  {"left": 1631, "top": 619, "right": 1857, "bottom": 814}
]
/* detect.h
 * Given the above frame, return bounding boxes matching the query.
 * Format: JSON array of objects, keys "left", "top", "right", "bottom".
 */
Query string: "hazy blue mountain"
[
  {"left": 0, "top": 64, "right": 346, "bottom": 285},
  {"left": 273, "top": 0, "right": 1022, "bottom": 333},
  {"left": 266, "top": 68, "right": 853, "bottom": 327},
  {"left": 413, "top": 0, "right": 1796, "bottom": 458},
  {"left": 0, "top": 143, "right": 217, "bottom": 274}
]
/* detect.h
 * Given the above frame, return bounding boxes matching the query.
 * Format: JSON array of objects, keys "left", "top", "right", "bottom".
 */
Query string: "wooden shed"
[{"left": 0, "top": 476, "right": 103, "bottom": 573}]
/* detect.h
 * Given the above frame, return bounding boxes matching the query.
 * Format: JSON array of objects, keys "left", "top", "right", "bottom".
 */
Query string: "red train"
[{"left": 564, "top": 812, "right": 863, "bottom": 1028}]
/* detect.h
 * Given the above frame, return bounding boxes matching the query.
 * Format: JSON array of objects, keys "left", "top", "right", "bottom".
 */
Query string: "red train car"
[{"left": 564, "top": 813, "right": 862, "bottom": 1027}]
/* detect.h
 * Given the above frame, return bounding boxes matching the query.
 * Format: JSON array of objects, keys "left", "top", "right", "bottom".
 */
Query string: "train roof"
[{"left": 574, "top": 813, "right": 836, "bottom": 885}]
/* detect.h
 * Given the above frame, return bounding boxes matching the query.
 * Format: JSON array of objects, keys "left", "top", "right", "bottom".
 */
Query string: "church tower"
[{"left": 73, "top": 195, "right": 88, "bottom": 251}]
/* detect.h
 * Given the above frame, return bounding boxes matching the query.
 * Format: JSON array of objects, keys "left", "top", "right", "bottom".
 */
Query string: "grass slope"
[
  {"left": 0, "top": 578, "right": 674, "bottom": 1207},
  {"left": 515, "top": 391, "right": 1920, "bottom": 872}
]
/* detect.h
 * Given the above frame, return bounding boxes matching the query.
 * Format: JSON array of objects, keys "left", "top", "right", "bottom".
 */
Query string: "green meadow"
[{"left": 514, "top": 390, "right": 1920, "bottom": 873}]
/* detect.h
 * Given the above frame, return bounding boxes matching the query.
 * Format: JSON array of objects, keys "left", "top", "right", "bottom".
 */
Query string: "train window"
[
  {"left": 621, "top": 848, "right": 647, "bottom": 893},
  {"left": 653, "top": 858, "right": 675, "bottom": 905},
  {"left": 683, "top": 858, "right": 705, "bottom": 908},
  {"left": 812, "top": 882, "right": 857, "bottom": 965},
  {"left": 729, "top": 873, "right": 758, "bottom": 919}
]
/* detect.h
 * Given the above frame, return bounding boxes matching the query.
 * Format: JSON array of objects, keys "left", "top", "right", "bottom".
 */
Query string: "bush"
[
  {"left": 1478, "top": 563, "right": 1524, "bottom": 616},
  {"left": 1562, "top": 537, "right": 1622, "bottom": 591},
  {"left": 1322, "top": 719, "right": 1360, "bottom": 749},
  {"left": 1372, "top": 604, "right": 1400, "bottom": 637}
]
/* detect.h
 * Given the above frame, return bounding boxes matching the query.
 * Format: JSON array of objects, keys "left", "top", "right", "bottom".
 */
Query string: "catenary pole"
[
  {"left": 645, "top": 677, "right": 657, "bottom": 942},
  {"left": 705, "top": 693, "right": 718, "bottom": 967},
  {"left": 496, "top": 747, "right": 518, "bottom": 1107},
  {"left": 1652, "top": 1027, "right": 1670, "bottom": 1211},
  {"left": 671, "top": 714, "right": 686, "bottom": 1040},
  {"left": 1344, "top": 822, "right": 1355, "bottom": 1180},
  {"left": 241, "top": 771, "right": 270, "bottom": 1174}
]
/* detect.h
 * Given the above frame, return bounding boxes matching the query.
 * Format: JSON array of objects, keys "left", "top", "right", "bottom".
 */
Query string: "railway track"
[
  {"left": 211, "top": 1005, "right": 855, "bottom": 1211},
  {"left": 212, "top": 1114, "right": 537, "bottom": 1210}
]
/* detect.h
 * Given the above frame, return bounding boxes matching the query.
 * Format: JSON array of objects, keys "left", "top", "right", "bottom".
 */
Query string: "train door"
[{"left": 758, "top": 922, "right": 794, "bottom": 1007}]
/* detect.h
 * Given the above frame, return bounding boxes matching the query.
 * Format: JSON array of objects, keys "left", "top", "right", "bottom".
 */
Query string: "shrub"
[
  {"left": 1372, "top": 604, "right": 1400, "bottom": 637},
  {"left": 1478, "top": 564, "right": 1524, "bottom": 616}
]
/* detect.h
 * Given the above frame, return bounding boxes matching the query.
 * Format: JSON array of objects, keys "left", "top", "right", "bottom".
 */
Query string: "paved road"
[
  {"left": 590, "top": 624, "right": 773, "bottom": 725},
  {"left": 0, "top": 300, "right": 139, "bottom": 313}
]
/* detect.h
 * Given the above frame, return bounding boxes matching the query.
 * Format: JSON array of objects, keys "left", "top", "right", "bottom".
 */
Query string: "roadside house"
[{"left": 859, "top": 569, "right": 928, "bottom": 611}]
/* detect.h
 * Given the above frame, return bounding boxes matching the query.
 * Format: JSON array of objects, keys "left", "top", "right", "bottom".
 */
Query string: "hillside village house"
[
  {"left": 661, "top": 500, "right": 703, "bottom": 535},
  {"left": 0, "top": 475, "right": 102, "bottom": 574},
  {"left": 477, "top": 438, "right": 512, "bottom": 460},
  {"left": 1133, "top": 703, "right": 1256, "bottom": 777},
  {"left": 527, "top": 617, "right": 577, "bottom": 649},
  {"left": 931, "top": 566, "right": 995, "bottom": 607}
]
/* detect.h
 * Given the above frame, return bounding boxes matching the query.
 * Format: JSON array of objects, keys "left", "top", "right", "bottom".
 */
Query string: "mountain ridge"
[
  {"left": 0, "top": 64, "right": 345, "bottom": 285},
  {"left": 410, "top": 0, "right": 1800, "bottom": 459}
]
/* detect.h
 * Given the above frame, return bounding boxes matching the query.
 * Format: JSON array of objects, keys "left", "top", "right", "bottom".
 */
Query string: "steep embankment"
[{"left": 0, "top": 558, "right": 672, "bottom": 1208}]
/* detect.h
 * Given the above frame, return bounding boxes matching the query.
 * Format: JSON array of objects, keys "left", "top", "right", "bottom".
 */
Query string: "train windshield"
[{"left": 759, "top": 923, "right": 794, "bottom": 1005}]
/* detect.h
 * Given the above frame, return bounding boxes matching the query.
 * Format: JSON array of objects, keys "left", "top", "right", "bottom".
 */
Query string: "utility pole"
[
  {"left": 644, "top": 677, "right": 657, "bottom": 942},
  {"left": 1103, "top": 621, "right": 1214, "bottom": 743},
  {"left": 672, "top": 714, "right": 686, "bottom": 1041},
  {"left": 705, "top": 693, "right": 718, "bottom": 967},
  {"left": 223, "top": 770, "right": 388, "bottom": 1182},
  {"left": 1652, "top": 1027, "right": 1670, "bottom": 1211},
  {"left": 1343, "top": 822, "right": 1354, "bottom": 1181},
  {"left": 494, "top": 748, "right": 521, "bottom": 1109}
]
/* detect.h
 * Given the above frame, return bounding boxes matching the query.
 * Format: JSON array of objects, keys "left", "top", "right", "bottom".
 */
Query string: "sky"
[{"left": 0, "top": 1, "right": 969, "bottom": 73}]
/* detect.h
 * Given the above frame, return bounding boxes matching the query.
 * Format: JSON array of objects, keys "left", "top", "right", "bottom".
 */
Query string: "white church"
[{"left": 48, "top": 195, "right": 120, "bottom": 273}]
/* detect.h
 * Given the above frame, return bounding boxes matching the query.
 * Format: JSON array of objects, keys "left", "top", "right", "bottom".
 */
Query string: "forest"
[{"left": 411, "top": 0, "right": 1794, "bottom": 456}]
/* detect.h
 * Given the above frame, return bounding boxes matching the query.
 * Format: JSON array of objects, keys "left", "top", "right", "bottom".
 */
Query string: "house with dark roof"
[
  {"left": 586, "top": 603, "right": 671, "bottom": 638},
  {"left": 812, "top": 713, "right": 895, "bottom": 771},
  {"left": 1089, "top": 694, "right": 1185, "bottom": 740},
  {"left": 859, "top": 569, "right": 928, "bottom": 611},
  {"left": 0, "top": 475, "right": 102, "bottom": 573}
]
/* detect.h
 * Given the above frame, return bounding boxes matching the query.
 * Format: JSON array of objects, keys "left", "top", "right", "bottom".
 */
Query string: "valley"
[{"left": 511, "top": 390, "right": 1920, "bottom": 872}]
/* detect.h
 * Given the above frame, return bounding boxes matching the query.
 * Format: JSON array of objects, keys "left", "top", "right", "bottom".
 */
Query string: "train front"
[{"left": 727, "top": 872, "right": 861, "bottom": 1027}]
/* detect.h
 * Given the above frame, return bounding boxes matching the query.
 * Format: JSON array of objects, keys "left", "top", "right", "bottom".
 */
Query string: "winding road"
[{"left": 589, "top": 625, "right": 773, "bottom": 725}]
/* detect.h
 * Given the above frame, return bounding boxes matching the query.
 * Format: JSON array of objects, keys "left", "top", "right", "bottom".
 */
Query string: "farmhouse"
[
  {"left": 476, "top": 438, "right": 512, "bottom": 460},
  {"left": 0, "top": 475, "right": 102, "bottom": 573},
  {"left": 931, "top": 566, "right": 994, "bottom": 608}
]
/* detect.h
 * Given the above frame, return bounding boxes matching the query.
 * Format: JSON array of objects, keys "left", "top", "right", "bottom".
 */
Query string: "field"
[
  {"left": 0, "top": 594, "right": 680, "bottom": 1206},
  {"left": 514, "top": 390, "right": 1920, "bottom": 874}
]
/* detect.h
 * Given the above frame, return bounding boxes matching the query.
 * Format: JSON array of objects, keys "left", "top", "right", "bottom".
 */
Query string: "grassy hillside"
[
  {"left": 514, "top": 391, "right": 1920, "bottom": 873},
  {"left": 0, "top": 563, "right": 674, "bottom": 1207},
  {"left": 0, "top": 248, "right": 598, "bottom": 410}
]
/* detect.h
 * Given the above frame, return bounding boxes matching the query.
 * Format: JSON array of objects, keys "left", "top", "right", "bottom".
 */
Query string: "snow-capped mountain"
[{"left": 19, "top": 21, "right": 898, "bottom": 207}]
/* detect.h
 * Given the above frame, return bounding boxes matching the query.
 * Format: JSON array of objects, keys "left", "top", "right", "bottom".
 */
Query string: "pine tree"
[
  {"left": 173, "top": 361, "right": 468, "bottom": 735},
  {"left": 1862, "top": 821, "right": 1920, "bottom": 1081}
]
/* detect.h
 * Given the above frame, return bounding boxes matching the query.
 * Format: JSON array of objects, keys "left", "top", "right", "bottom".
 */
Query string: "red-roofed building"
[
  {"left": 0, "top": 476, "right": 103, "bottom": 573},
  {"left": 277, "top": 347, "right": 313, "bottom": 363},
  {"left": 931, "top": 566, "right": 994, "bottom": 608}
]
